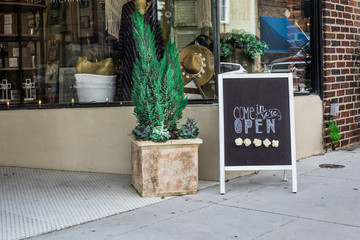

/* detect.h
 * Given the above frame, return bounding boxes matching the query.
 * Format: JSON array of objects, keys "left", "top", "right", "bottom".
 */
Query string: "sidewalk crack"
[
  {"left": 216, "top": 203, "right": 360, "bottom": 229},
  {"left": 251, "top": 218, "right": 298, "bottom": 240}
]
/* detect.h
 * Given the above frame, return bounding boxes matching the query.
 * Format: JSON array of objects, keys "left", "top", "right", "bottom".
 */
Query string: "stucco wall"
[
  {"left": 0, "top": 95, "right": 323, "bottom": 180},
  {"left": 294, "top": 95, "right": 324, "bottom": 159},
  {"left": 0, "top": 107, "right": 136, "bottom": 174}
]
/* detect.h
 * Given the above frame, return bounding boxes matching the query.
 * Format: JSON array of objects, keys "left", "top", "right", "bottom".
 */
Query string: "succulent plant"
[
  {"left": 178, "top": 118, "right": 199, "bottom": 139},
  {"left": 150, "top": 126, "right": 170, "bottom": 142}
]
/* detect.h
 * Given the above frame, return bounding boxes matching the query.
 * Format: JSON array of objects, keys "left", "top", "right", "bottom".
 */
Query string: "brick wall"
[
  {"left": 258, "top": 0, "right": 310, "bottom": 33},
  {"left": 258, "top": 0, "right": 287, "bottom": 18},
  {"left": 323, "top": 0, "right": 360, "bottom": 148}
]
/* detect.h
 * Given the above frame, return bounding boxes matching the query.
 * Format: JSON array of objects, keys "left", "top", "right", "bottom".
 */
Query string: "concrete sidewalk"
[{"left": 28, "top": 146, "right": 360, "bottom": 240}]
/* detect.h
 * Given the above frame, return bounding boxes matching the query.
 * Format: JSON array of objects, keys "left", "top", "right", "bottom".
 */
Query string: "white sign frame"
[{"left": 218, "top": 73, "right": 297, "bottom": 194}]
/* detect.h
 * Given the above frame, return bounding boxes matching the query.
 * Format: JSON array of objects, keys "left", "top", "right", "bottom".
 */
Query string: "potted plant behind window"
[
  {"left": 129, "top": 9, "right": 202, "bottom": 197},
  {"left": 220, "top": 29, "right": 268, "bottom": 72}
]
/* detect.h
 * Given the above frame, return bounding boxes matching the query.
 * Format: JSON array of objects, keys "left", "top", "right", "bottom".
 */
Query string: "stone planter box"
[{"left": 129, "top": 134, "right": 203, "bottom": 197}]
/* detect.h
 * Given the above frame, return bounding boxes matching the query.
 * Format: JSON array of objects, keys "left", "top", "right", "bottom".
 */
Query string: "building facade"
[
  {"left": 323, "top": 0, "right": 360, "bottom": 147},
  {"left": 0, "top": 0, "right": 359, "bottom": 180}
]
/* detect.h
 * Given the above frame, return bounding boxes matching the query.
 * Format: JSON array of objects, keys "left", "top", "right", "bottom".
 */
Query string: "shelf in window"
[
  {"left": 0, "top": 67, "right": 38, "bottom": 71},
  {"left": 0, "top": 2, "right": 45, "bottom": 12},
  {"left": 22, "top": 34, "right": 41, "bottom": 41},
  {"left": 0, "top": 34, "right": 40, "bottom": 42}
]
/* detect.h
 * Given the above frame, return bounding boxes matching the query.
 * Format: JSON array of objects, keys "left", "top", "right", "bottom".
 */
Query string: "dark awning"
[{"left": 260, "top": 16, "right": 308, "bottom": 53}]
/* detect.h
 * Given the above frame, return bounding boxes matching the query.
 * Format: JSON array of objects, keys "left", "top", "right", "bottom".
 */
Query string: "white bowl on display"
[
  {"left": 74, "top": 74, "right": 117, "bottom": 84},
  {"left": 74, "top": 74, "right": 117, "bottom": 103},
  {"left": 75, "top": 82, "right": 116, "bottom": 88}
]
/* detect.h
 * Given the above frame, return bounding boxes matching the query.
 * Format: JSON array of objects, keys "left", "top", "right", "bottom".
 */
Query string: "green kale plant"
[
  {"left": 132, "top": 125, "right": 151, "bottom": 141},
  {"left": 178, "top": 118, "right": 199, "bottom": 139}
]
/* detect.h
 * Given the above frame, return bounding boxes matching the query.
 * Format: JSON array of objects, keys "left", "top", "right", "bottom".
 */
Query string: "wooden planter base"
[{"left": 129, "top": 135, "right": 203, "bottom": 197}]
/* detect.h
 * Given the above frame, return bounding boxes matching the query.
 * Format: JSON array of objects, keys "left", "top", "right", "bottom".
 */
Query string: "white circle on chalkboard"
[
  {"left": 263, "top": 138, "right": 271, "bottom": 148},
  {"left": 235, "top": 138, "right": 243, "bottom": 146},
  {"left": 253, "top": 138, "right": 262, "bottom": 147},
  {"left": 244, "top": 138, "right": 252, "bottom": 147},
  {"left": 272, "top": 140, "right": 279, "bottom": 148}
]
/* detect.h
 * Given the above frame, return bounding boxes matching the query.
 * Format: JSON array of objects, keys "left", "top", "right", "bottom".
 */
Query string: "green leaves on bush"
[
  {"left": 325, "top": 117, "right": 341, "bottom": 148},
  {"left": 131, "top": 8, "right": 188, "bottom": 142},
  {"left": 220, "top": 29, "right": 268, "bottom": 59}
]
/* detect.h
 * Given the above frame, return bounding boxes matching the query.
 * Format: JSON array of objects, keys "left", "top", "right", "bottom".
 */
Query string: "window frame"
[
  {"left": 219, "top": 0, "right": 230, "bottom": 24},
  {"left": 309, "top": 0, "right": 324, "bottom": 98}
]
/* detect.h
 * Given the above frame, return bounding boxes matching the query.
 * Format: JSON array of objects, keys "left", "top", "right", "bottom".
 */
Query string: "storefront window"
[
  {"left": 163, "top": 0, "right": 215, "bottom": 100},
  {"left": 0, "top": 0, "right": 215, "bottom": 108},
  {"left": 220, "top": 0, "right": 312, "bottom": 93},
  {"left": 0, "top": 0, "right": 318, "bottom": 109}
]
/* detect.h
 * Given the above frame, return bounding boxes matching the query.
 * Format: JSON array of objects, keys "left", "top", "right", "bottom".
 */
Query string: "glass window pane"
[
  {"left": 159, "top": 0, "right": 215, "bottom": 100},
  {"left": 0, "top": 0, "right": 215, "bottom": 109},
  {"left": 220, "top": 0, "right": 311, "bottom": 93}
]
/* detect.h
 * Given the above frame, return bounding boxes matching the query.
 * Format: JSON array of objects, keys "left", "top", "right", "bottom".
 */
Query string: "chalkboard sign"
[{"left": 219, "top": 74, "right": 297, "bottom": 193}]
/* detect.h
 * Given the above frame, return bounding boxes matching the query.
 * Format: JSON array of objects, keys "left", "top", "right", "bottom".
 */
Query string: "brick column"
[{"left": 323, "top": 0, "right": 360, "bottom": 148}]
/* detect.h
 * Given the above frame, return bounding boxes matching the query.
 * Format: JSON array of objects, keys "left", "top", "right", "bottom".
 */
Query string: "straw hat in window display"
[{"left": 178, "top": 45, "right": 214, "bottom": 86}]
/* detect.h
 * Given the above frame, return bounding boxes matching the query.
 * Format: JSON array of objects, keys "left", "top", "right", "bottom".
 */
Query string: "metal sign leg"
[
  {"left": 283, "top": 170, "right": 288, "bottom": 181},
  {"left": 292, "top": 166, "right": 298, "bottom": 193}
]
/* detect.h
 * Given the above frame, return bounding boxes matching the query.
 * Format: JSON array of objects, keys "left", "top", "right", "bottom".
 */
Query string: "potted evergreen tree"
[{"left": 129, "top": 9, "right": 202, "bottom": 197}]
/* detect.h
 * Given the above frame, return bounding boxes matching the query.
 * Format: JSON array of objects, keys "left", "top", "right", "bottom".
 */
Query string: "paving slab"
[
  {"left": 0, "top": 166, "right": 217, "bottom": 240},
  {"left": 219, "top": 150, "right": 360, "bottom": 227},
  {"left": 6, "top": 147, "right": 360, "bottom": 240},
  {"left": 32, "top": 203, "right": 296, "bottom": 240},
  {"left": 219, "top": 175, "right": 360, "bottom": 226},
  {"left": 30, "top": 196, "right": 212, "bottom": 240},
  {"left": 303, "top": 158, "right": 360, "bottom": 181},
  {"left": 296, "top": 148, "right": 359, "bottom": 175},
  {"left": 255, "top": 218, "right": 360, "bottom": 240},
  {"left": 108, "top": 204, "right": 296, "bottom": 240}
]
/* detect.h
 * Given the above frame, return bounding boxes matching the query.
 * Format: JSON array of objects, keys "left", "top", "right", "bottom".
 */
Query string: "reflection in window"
[
  {"left": 0, "top": 0, "right": 216, "bottom": 108},
  {"left": 220, "top": 0, "right": 229, "bottom": 23},
  {"left": 220, "top": 0, "right": 311, "bottom": 93},
  {"left": 160, "top": 0, "right": 215, "bottom": 100}
]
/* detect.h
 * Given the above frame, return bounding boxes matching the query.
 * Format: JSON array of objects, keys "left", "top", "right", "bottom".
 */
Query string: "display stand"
[
  {"left": 0, "top": 1, "right": 45, "bottom": 104},
  {"left": 1, "top": 79, "right": 11, "bottom": 102},
  {"left": 218, "top": 73, "right": 297, "bottom": 194}
]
